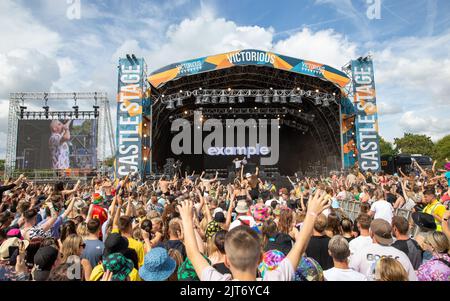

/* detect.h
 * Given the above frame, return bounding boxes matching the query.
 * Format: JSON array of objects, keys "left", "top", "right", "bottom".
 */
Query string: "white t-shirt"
[
  {"left": 349, "top": 235, "right": 372, "bottom": 257},
  {"left": 49, "top": 132, "right": 70, "bottom": 169},
  {"left": 265, "top": 198, "right": 279, "bottom": 207},
  {"left": 349, "top": 242, "right": 417, "bottom": 281},
  {"left": 370, "top": 200, "right": 394, "bottom": 224},
  {"left": 324, "top": 267, "right": 367, "bottom": 281},
  {"left": 229, "top": 215, "right": 257, "bottom": 230}
]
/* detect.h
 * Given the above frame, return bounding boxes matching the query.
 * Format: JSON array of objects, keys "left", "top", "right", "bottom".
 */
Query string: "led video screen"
[{"left": 16, "top": 119, "right": 98, "bottom": 170}]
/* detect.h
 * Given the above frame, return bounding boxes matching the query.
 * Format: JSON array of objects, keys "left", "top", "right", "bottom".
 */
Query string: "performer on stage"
[
  {"left": 173, "top": 159, "right": 183, "bottom": 178},
  {"left": 232, "top": 157, "right": 247, "bottom": 172}
]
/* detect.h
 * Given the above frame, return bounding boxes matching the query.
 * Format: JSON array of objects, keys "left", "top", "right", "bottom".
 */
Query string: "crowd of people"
[{"left": 0, "top": 160, "right": 449, "bottom": 282}]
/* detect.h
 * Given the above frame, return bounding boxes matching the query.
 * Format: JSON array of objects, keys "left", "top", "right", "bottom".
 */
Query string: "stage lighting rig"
[
  {"left": 42, "top": 93, "right": 49, "bottom": 119},
  {"left": 73, "top": 93, "right": 79, "bottom": 118},
  {"left": 166, "top": 100, "right": 175, "bottom": 110}
]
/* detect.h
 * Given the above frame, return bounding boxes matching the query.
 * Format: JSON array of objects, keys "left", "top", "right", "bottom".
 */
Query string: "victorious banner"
[
  {"left": 115, "top": 57, "right": 146, "bottom": 179},
  {"left": 149, "top": 49, "right": 350, "bottom": 89},
  {"left": 351, "top": 57, "right": 381, "bottom": 172}
]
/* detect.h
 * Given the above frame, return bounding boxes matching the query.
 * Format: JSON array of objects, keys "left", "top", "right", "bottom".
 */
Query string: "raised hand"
[
  {"left": 177, "top": 200, "right": 194, "bottom": 223},
  {"left": 307, "top": 190, "right": 330, "bottom": 216}
]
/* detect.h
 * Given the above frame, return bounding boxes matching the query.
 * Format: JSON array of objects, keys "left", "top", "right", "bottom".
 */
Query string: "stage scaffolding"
[{"left": 5, "top": 92, "right": 115, "bottom": 177}]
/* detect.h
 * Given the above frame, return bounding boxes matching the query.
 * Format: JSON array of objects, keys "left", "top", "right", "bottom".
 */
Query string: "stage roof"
[{"left": 148, "top": 49, "right": 350, "bottom": 89}]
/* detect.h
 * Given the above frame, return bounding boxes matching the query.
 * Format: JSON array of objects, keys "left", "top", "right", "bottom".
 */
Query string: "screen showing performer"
[{"left": 16, "top": 119, "right": 98, "bottom": 170}]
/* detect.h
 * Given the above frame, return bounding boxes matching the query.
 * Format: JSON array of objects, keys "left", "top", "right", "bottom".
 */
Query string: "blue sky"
[{"left": 0, "top": 0, "right": 449, "bottom": 157}]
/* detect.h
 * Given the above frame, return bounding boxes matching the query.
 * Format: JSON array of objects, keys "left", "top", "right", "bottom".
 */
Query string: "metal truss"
[
  {"left": 159, "top": 88, "right": 337, "bottom": 104},
  {"left": 5, "top": 92, "right": 114, "bottom": 176}
]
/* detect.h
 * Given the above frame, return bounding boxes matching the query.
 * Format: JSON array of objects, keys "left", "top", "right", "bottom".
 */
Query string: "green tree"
[
  {"left": 379, "top": 136, "right": 398, "bottom": 157},
  {"left": 434, "top": 134, "right": 450, "bottom": 169},
  {"left": 394, "top": 133, "right": 436, "bottom": 157}
]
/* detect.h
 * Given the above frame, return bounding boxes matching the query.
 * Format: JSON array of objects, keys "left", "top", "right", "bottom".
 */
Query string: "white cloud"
[
  {"left": 0, "top": 0, "right": 61, "bottom": 56},
  {"left": 273, "top": 28, "right": 358, "bottom": 68},
  {"left": 0, "top": 49, "right": 60, "bottom": 99},
  {"left": 378, "top": 101, "right": 402, "bottom": 115},
  {"left": 399, "top": 111, "right": 450, "bottom": 140}
]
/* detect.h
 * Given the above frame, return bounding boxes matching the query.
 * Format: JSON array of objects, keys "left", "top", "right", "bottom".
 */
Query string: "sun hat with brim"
[
  {"left": 103, "top": 252, "right": 134, "bottom": 281},
  {"left": 258, "top": 250, "right": 285, "bottom": 278},
  {"left": 205, "top": 221, "right": 222, "bottom": 239},
  {"left": 235, "top": 201, "right": 249, "bottom": 214},
  {"left": 294, "top": 257, "right": 324, "bottom": 281},
  {"left": 0, "top": 237, "right": 29, "bottom": 260},
  {"left": 370, "top": 219, "right": 394, "bottom": 246},
  {"left": 178, "top": 254, "right": 211, "bottom": 281},
  {"left": 139, "top": 247, "right": 176, "bottom": 281}
]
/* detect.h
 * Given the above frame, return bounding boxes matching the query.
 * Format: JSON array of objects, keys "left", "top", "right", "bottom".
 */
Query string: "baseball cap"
[
  {"left": 103, "top": 233, "right": 129, "bottom": 257},
  {"left": 370, "top": 219, "right": 393, "bottom": 245},
  {"left": 245, "top": 173, "right": 252, "bottom": 178},
  {"left": 265, "top": 232, "right": 293, "bottom": 256},
  {"left": 33, "top": 246, "right": 59, "bottom": 281},
  {"left": 213, "top": 211, "right": 226, "bottom": 223}
]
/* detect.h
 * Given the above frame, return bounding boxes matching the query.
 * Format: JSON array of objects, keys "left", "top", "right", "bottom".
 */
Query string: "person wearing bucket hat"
[
  {"left": 252, "top": 203, "right": 269, "bottom": 223},
  {"left": 205, "top": 221, "right": 222, "bottom": 239},
  {"left": 229, "top": 201, "right": 257, "bottom": 231},
  {"left": 103, "top": 252, "right": 134, "bottom": 281},
  {"left": 294, "top": 256, "right": 324, "bottom": 281},
  {"left": 349, "top": 219, "right": 417, "bottom": 281},
  {"left": 178, "top": 254, "right": 211, "bottom": 281},
  {"left": 139, "top": 247, "right": 176, "bottom": 281},
  {"left": 258, "top": 250, "right": 285, "bottom": 278},
  {"left": 0, "top": 237, "right": 30, "bottom": 260}
]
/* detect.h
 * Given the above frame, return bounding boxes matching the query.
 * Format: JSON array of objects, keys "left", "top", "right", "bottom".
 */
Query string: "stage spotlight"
[
  {"left": 322, "top": 99, "right": 329, "bottom": 107},
  {"left": 280, "top": 96, "right": 287, "bottom": 103},
  {"left": 263, "top": 95, "right": 271, "bottom": 104},
  {"left": 202, "top": 96, "right": 210, "bottom": 104},
  {"left": 228, "top": 96, "right": 235, "bottom": 104},
  {"left": 211, "top": 96, "right": 218, "bottom": 104},
  {"left": 255, "top": 92, "right": 263, "bottom": 103},
  {"left": 166, "top": 100, "right": 175, "bottom": 110},
  {"left": 19, "top": 106, "right": 27, "bottom": 119},
  {"left": 272, "top": 91, "right": 280, "bottom": 103},
  {"left": 93, "top": 105, "right": 100, "bottom": 117},
  {"left": 238, "top": 96, "right": 245, "bottom": 103},
  {"left": 219, "top": 95, "right": 228, "bottom": 104},
  {"left": 314, "top": 97, "right": 322, "bottom": 106},
  {"left": 176, "top": 98, "right": 183, "bottom": 107},
  {"left": 195, "top": 96, "right": 202, "bottom": 105}
]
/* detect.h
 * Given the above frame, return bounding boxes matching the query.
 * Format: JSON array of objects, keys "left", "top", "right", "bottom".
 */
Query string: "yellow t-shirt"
[
  {"left": 111, "top": 229, "right": 145, "bottom": 267},
  {"left": 423, "top": 200, "right": 446, "bottom": 232},
  {"left": 89, "top": 264, "right": 142, "bottom": 281}
]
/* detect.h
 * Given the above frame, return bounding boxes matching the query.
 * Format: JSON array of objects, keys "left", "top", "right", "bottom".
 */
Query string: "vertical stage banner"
[
  {"left": 115, "top": 57, "right": 145, "bottom": 179},
  {"left": 351, "top": 57, "right": 381, "bottom": 172}
]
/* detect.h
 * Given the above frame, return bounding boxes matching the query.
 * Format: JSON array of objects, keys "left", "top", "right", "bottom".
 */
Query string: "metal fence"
[{"left": 337, "top": 199, "right": 418, "bottom": 235}]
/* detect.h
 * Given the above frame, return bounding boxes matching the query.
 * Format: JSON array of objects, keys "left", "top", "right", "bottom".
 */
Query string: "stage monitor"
[{"left": 15, "top": 119, "right": 98, "bottom": 170}]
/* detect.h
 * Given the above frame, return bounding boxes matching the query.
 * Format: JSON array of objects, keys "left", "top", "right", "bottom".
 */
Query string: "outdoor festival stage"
[{"left": 116, "top": 49, "right": 381, "bottom": 179}]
